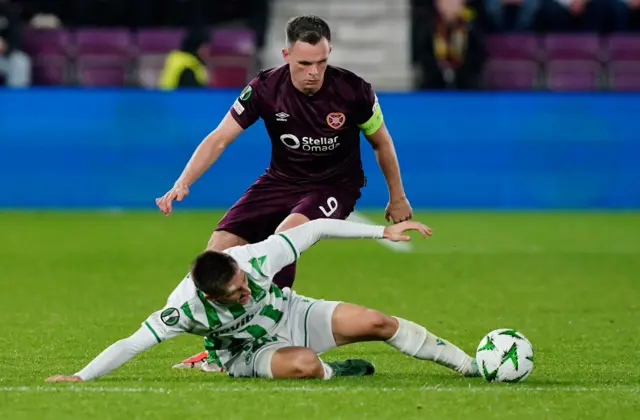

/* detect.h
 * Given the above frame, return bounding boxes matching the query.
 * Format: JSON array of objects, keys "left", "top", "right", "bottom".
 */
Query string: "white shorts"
[{"left": 226, "top": 289, "right": 340, "bottom": 378}]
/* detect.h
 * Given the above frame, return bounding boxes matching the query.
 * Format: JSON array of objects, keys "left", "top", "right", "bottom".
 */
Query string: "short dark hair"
[
  {"left": 190, "top": 251, "right": 238, "bottom": 298},
  {"left": 286, "top": 15, "right": 331, "bottom": 46}
]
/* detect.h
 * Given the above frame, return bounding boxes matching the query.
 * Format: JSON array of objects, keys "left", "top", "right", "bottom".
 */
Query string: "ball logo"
[
  {"left": 161, "top": 307, "right": 180, "bottom": 326},
  {"left": 326, "top": 112, "right": 346, "bottom": 129}
]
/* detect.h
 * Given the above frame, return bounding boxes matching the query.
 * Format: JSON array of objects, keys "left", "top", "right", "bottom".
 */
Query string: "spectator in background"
[
  {"left": 541, "top": 0, "right": 608, "bottom": 32},
  {"left": 415, "top": 0, "right": 487, "bottom": 90},
  {"left": 483, "top": 0, "right": 542, "bottom": 32},
  {"left": 611, "top": 0, "right": 640, "bottom": 32},
  {"left": 0, "top": 0, "right": 31, "bottom": 87},
  {"left": 158, "top": 28, "right": 209, "bottom": 90}
]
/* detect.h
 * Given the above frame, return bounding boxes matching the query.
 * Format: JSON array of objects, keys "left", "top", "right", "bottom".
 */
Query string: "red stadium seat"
[
  {"left": 484, "top": 60, "right": 539, "bottom": 90},
  {"left": 608, "top": 61, "right": 640, "bottom": 91},
  {"left": 209, "top": 28, "right": 256, "bottom": 56},
  {"left": 77, "top": 58, "right": 128, "bottom": 87},
  {"left": 543, "top": 34, "right": 602, "bottom": 61},
  {"left": 75, "top": 28, "right": 134, "bottom": 56},
  {"left": 485, "top": 34, "right": 541, "bottom": 61},
  {"left": 136, "top": 29, "right": 185, "bottom": 54},
  {"left": 22, "top": 28, "right": 72, "bottom": 56},
  {"left": 605, "top": 35, "right": 640, "bottom": 61},
  {"left": 32, "top": 55, "right": 69, "bottom": 85},
  {"left": 209, "top": 66, "right": 249, "bottom": 88},
  {"left": 546, "top": 60, "right": 602, "bottom": 91}
]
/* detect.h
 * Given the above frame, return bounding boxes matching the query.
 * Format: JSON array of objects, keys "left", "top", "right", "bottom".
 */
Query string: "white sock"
[
  {"left": 386, "top": 317, "right": 474, "bottom": 375},
  {"left": 321, "top": 361, "right": 334, "bottom": 380}
]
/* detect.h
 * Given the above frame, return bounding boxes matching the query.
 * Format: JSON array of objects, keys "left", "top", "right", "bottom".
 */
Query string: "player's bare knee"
[
  {"left": 206, "top": 230, "right": 248, "bottom": 251},
  {"left": 363, "top": 310, "right": 398, "bottom": 340},
  {"left": 287, "top": 350, "right": 324, "bottom": 378},
  {"left": 271, "top": 347, "right": 324, "bottom": 379}
]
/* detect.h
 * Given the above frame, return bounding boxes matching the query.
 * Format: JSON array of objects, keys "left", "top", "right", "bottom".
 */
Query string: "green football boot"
[{"left": 327, "top": 359, "right": 376, "bottom": 377}]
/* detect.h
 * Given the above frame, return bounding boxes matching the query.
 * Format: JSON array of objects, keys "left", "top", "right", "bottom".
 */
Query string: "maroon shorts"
[{"left": 216, "top": 174, "right": 362, "bottom": 244}]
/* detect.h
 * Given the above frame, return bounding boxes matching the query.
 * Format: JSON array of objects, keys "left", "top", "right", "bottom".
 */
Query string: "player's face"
[
  {"left": 216, "top": 271, "right": 251, "bottom": 305},
  {"left": 282, "top": 38, "right": 331, "bottom": 95}
]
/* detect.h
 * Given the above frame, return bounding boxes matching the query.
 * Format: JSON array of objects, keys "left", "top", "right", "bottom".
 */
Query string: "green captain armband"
[{"left": 358, "top": 102, "right": 384, "bottom": 136}]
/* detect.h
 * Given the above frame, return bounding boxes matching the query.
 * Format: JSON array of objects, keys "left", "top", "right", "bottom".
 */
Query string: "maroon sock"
[{"left": 272, "top": 262, "right": 297, "bottom": 289}]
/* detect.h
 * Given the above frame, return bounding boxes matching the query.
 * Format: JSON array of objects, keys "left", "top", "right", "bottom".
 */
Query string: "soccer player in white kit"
[{"left": 46, "top": 219, "right": 480, "bottom": 382}]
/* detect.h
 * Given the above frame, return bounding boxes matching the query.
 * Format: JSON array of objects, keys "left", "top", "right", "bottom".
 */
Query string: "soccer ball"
[{"left": 475, "top": 328, "right": 534, "bottom": 383}]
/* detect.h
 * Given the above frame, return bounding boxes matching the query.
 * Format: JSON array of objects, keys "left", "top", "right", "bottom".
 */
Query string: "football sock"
[
  {"left": 386, "top": 317, "right": 474, "bottom": 376},
  {"left": 272, "top": 262, "right": 297, "bottom": 289},
  {"left": 321, "top": 361, "right": 334, "bottom": 379}
]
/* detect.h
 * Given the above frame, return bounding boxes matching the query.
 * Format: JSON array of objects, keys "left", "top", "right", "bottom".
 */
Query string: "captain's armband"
[{"left": 358, "top": 100, "right": 384, "bottom": 136}]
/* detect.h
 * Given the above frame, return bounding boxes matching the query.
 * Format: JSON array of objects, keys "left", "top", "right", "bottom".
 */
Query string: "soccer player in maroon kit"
[{"left": 155, "top": 15, "right": 412, "bottom": 371}]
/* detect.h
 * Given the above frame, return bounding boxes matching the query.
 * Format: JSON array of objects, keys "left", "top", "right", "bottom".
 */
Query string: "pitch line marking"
[{"left": 1, "top": 385, "right": 637, "bottom": 394}]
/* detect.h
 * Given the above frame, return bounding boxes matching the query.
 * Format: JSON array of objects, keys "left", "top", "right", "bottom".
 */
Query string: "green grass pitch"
[{"left": 1, "top": 211, "right": 639, "bottom": 419}]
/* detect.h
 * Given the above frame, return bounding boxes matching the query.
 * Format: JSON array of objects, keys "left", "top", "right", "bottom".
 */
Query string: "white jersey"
[
  {"left": 73, "top": 219, "right": 385, "bottom": 382},
  {"left": 144, "top": 233, "right": 299, "bottom": 368}
]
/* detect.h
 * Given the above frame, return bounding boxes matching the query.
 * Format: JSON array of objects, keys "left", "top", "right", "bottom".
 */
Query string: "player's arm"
[
  {"left": 174, "top": 81, "right": 261, "bottom": 189},
  {"left": 237, "top": 219, "right": 431, "bottom": 278},
  {"left": 156, "top": 80, "right": 261, "bottom": 215},
  {"left": 364, "top": 123, "right": 407, "bottom": 208},
  {"left": 45, "top": 306, "right": 193, "bottom": 382},
  {"left": 45, "top": 325, "right": 162, "bottom": 382},
  {"left": 155, "top": 113, "right": 245, "bottom": 215},
  {"left": 173, "top": 112, "right": 245, "bottom": 188},
  {"left": 356, "top": 85, "right": 412, "bottom": 223},
  {"left": 282, "top": 218, "right": 430, "bottom": 254}
]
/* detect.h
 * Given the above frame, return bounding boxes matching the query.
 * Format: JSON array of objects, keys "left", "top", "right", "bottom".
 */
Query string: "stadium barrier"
[{"left": 1, "top": 89, "right": 638, "bottom": 209}]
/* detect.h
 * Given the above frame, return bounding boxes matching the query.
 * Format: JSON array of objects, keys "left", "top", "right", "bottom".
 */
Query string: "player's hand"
[
  {"left": 45, "top": 375, "right": 84, "bottom": 383},
  {"left": 155, "top": 184, "right": 190, "bottom": 216},
  {"left": 383, "top": 221, "right": 431, "bottom": 242},
  {"left": 385, "top": 196, "right": 413, "bottom": 224}
]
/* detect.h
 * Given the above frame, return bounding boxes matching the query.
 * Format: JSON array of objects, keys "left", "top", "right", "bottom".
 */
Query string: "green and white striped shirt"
[
  {"left": 144, "top": 233, "right": 299, "bottom": 368},
  {"left": 74, "top": 219, "right": 385, "bottom": 381}
]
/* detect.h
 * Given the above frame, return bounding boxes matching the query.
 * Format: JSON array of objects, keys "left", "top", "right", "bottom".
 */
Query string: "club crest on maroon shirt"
[{"left": 326, "top": 112, "right": 346, "bottom": 129}]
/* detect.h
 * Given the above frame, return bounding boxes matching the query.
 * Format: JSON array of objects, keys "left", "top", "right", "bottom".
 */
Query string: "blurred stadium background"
[
  {"left": 2, "top": 3, "right": 640, "bottom": 418},
  {"left": 2, "top": 0, "right": 640, "bottom": 90},
  {"left": 1, "top": 0, "right": 639, "bottom": 210}
]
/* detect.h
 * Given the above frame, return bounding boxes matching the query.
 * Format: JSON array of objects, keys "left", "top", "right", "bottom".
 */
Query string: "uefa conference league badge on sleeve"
[
  {"left": 239, "top": 85, "right": 252, "bottom": 102},
  {"left": 161, "top": 307, "right": 180, "bottom": 327},
  {"left": 233, "top": 84, "right": 252, "bottom": 115}
]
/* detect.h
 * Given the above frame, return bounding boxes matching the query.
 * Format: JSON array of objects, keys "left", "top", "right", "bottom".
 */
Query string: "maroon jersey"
[{"left": 230, "top": 65, "right": 379, "bottom": 188}]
